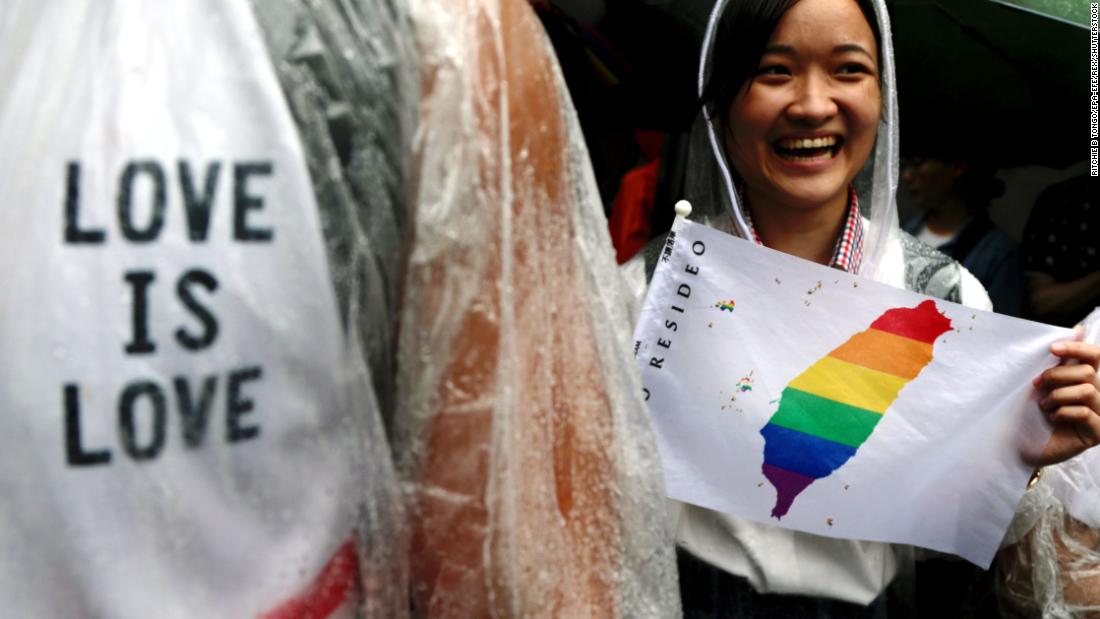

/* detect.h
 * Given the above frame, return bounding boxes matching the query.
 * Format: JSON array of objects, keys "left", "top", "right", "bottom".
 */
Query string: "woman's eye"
[
  {"left": 837, "top": 63, "right": 871, "bottom": 76},
  {"left": 756, "top": 65, "right": 790, "bottom": 77}
]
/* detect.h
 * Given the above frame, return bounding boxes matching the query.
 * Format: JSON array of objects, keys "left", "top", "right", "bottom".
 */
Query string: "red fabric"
[
  {"left": 608, "top": 159, "right": 660, "bottom": 264},
  {"left": 634, "top": 130, "right": 664, "bottom": 161},
  {"left": 261, "top": 538, "right": 359, "bottom": 619}
]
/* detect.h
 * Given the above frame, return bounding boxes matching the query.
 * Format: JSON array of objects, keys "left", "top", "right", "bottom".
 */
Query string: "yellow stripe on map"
[{"left": 788, "top": 356, "right": 909, "bottom": 413}]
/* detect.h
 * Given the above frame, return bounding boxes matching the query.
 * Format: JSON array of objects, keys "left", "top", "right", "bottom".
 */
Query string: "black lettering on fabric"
[
  {"left": 124, "top": 270, "right": 157, "bottom": 354},
  {"left": 118, "top": 160, "right": 167, "bottom": 242},
  {"left": 118, "top": 381, "right": 167, "bottom": 461},
  {"left": 63, "top": 162, "right": 106, "bottom": 244},
  {"left": 233, "top": 162, "right": 274, "bottom": 242},
  {"left": 63, "top": 384, "right": 112, "bottom": 466},
  {"left": 174, "top": 375, "right": 217, "bottom": 448},
  {"left": 178, "top": 160, "right": 221, "bottom": 242},
  {"left": 227, "top": 366, "right": 262, "bottom": 442},
  {"left": 175, "top": 269, "right": 219, "bottom": 351}
]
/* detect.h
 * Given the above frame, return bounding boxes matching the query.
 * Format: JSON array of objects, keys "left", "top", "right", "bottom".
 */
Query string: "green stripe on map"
[{"left": 767, "top": 387, "right": 883, "bottom": 448}]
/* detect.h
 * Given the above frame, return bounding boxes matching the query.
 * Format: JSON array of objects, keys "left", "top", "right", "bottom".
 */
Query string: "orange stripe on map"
[{"left": 828, "top": 328, "right": 933, "bottom": 380}]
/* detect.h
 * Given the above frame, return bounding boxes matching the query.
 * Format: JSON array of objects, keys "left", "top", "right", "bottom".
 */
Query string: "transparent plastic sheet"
[
  {"left": 996, "top": 309, "right": 1100, "bottom": 618},
  {"left": 998, "top": 480, "right": 1100, "bottom": 618},
  {"left": 251, "top": 0, "right": 418, "bottom": 431},
  {"left": 0, "top": 1, "right": 409, "bottom": 615},
  {"left": 396, "top": 0, "right": 680, "bottom": 615},
  {"left": 249, "top": 1, "right": 416, "bottom": 616}
]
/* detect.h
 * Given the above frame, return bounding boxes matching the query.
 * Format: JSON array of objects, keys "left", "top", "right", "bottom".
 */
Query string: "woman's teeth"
[
  {"left": 778, "top": 137, "right": 837, "bottom": 149},
  {"left": 774, "top": 136, "right": 840, "bottom": 161}
]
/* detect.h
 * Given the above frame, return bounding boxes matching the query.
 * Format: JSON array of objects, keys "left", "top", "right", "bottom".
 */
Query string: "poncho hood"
[{"left": 686, "top": 0, "right": 901, "bottom": 281}]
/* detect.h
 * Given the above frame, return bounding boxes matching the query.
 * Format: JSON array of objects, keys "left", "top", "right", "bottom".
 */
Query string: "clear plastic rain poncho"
[
  {"left": 997, "top": 310, "right": 1100, "bottom": 617},
  {"left": 395, "top": 0, "right": 680, "bottom": 615},
  {"left": 999, "top": 478, "right": 1100, "bottom": 618},
  {"left": 0, "top": 1, "right": 408, "bottom": 616},
  {"left": 251, "top": 0, "right": 418, "bottom": 614}
]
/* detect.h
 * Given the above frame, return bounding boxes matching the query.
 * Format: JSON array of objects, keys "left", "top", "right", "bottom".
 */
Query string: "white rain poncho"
[
  {"left": 0, "top": 1, "right": 409, "bottom": 616},
  {"left": 395, "top": 0, "right": 680, "bottom": 615}
]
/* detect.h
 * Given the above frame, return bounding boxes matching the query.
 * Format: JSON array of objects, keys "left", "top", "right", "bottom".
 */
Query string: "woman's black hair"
[{"left": 699, "top": 0, "right": 883, "bottom": 120}]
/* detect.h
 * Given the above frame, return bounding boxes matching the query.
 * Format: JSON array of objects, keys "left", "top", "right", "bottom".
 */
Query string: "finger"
[
  {"left": 1040, "top": 383, "right": 1100, "bottom": 411},
  {"left": 1050, "top": 340, "right": 1100, "bottom": 370},
  {"left": 1036, "top": 364, "right": 1099, "bottom": 389},
  {"left": 1046, "top": 405, "right": 1098, "bottom": 425}
]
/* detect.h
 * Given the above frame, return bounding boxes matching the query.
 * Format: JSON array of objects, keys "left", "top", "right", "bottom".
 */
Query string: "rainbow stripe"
[{"left": 760, "top": 300, "right": 951, "bottom": 518}]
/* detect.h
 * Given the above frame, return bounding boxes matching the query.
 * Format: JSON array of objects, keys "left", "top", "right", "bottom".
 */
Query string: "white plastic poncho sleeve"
[
  {"left": 396, "top": 0, "right": 681, "bottom": 616},
  {"left": 0, "top": 1, "right": 406, "bottom": 617}
]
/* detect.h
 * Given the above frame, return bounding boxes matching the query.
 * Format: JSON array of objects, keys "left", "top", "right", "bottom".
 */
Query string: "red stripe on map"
[{"left": 868, "top": 300, "right": 952, "bottom": 344}]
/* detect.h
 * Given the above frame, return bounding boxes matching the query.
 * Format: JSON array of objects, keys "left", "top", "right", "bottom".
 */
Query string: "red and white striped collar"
[{"left": 740, "top": 186, "right": 865, "bottom": 274}]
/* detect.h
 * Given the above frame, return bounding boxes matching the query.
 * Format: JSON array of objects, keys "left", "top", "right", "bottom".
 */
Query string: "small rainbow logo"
[{"left": 715, "top": 299, "right": 736, "bottom": 312}]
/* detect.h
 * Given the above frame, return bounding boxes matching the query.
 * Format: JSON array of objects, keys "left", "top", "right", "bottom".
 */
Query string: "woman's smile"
[{"left": 773, "top": 133, "right": 845, "bottom": 166}]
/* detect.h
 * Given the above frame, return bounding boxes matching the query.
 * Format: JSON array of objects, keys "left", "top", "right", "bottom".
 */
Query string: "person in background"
[
  {"left": 1021, "top": 172, "right": 1100, "bottom": 328},
  {"left": 901, "top": 154, "right": 1026, "bottom": 317}
]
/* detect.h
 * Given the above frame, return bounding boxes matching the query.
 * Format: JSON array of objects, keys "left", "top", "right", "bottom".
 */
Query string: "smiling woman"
[{"left": 612, "top": 0, "right": 1100, "bottom": 615}]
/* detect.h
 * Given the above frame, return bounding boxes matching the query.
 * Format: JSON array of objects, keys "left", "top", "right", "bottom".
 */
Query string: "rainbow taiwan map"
[{"left": 759, "top": 300, "right": 952, "bottom": 518}]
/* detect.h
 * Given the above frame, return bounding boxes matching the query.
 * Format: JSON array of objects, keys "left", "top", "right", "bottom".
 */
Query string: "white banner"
[{"left": 634, "top": 217, "right": 1072, "bottom": 566}]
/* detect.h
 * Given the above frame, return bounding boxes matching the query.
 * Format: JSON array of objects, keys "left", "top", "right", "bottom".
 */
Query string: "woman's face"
[{"left": 724, "top": 0, "right": 881, "bottom": 213}]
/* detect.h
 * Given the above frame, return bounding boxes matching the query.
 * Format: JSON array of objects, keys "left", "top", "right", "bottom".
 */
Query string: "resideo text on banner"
[{"left": 642, "top": 230, "right": 706, "bottom": 374}]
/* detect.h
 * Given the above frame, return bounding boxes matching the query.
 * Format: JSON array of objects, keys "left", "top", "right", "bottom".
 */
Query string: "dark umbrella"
[
  {"left": 991, "top": 0, "right": 1090, "bottom": 28},
  {"left": 893, "top": 0, "right": 1090, "bottom": 167}
]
